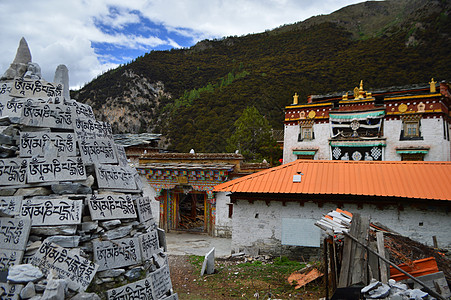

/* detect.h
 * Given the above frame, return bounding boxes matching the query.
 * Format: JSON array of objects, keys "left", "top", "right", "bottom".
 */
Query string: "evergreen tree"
[{"left": 226, "top": 106, "right": 281, "bottom": 164}]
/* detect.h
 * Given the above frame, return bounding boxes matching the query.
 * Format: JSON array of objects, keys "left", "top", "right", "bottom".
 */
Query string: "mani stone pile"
[{"left": 0, "top": 38, "right": 177, "bottom": 300}]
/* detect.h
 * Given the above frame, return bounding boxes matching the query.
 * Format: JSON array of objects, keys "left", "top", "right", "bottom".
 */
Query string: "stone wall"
[
  {"left": 0, "top": 39, "right": 177, "bottom": 300},
  {"left": 231, "top": 200, "right": 451, "bottom": 258},
  {"left": 214, "top": 192, "right": 232, "bottom": 238}
]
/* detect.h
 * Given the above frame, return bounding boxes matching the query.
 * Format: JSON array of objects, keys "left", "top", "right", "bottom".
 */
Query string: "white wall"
[
  {"left": 231, "top": 200, "right": 451, "bottom": 257},
  {"left": 139, "top": 174, "right": 160, "bottom": 224},
  {"left": 384, "top": 117, "right": 450, "bottom": 161},
  {"left": 283, "top": 123, "right": 331, "bottom": 163},
  {"left": 215, "top": 192, "right": 232, "bottom": 238}
]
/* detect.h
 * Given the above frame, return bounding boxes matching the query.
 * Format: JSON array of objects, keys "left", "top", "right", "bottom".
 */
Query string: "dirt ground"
[{"left": 168, "top": 255, "right": 325, "bottom": 300}]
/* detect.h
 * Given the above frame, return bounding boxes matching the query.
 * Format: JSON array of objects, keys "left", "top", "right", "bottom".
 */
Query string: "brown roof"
[{"left": 213, "top": 160, "right": 451, "bottom": 201}]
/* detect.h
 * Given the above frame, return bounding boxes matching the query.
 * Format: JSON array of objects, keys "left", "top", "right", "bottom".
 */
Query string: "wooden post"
[
  {"left": 324, "top": 237, "right": 329, "bottom": 300},
  {"left": 376, "top": 231, "right": 388, "bottom": 283}
]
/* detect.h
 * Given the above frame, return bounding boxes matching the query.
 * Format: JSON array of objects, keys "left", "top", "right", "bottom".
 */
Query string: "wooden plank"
[
  {"left": 376, "top": 231, "right": 388, "bottom": 283},
  {"left": 329, "top": 240, "right": 337, "bottom": 292},
  {"left": 338, "top": 213, "right": 360, "bottom": 288},
  {"left": 368, "top": 240, "right": 380, "bottom": 282},
  {"left": 350, "top": 214, "right": 370, "bottom": 286},
  {"left": 324, "top": 238, "right": 329, "bottom": 300}
]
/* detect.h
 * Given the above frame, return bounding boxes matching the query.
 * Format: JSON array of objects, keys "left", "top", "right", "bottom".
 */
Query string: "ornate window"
[
  {"left": 298, "top": 120, "right": 314, "bottom": 141},
  {"left": 400, "top": 115, "right": 422, "bottom": 140}
]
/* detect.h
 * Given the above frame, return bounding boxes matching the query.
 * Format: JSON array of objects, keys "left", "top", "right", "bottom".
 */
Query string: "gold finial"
[
  {"left": 429, "top": 78, "right": 437, "bottom": 93},
  {"left": 353, "top": 86, "right": 359, "bottom": 99},
  {"left": 360, "top": 80, "right": 364, "bottom": 91},
  {"left": 342, "top": 92, "right": 348, "bottom": 100},
  {"left": 293, "top": 93, "right": 299, "bottom": 105}
]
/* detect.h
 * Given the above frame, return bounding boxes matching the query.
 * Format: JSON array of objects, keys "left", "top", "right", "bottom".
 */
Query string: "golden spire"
[
  {"left": 293, "top": 92, "right": 299, "bottom": 105},
  {"left": 429, "top": 78, "right": 437, "bottom": 93}
]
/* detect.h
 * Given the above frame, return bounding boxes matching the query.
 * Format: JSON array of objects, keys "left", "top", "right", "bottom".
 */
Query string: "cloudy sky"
[{"left": 0, "top": 0, "right": 363, "bottom": 89}]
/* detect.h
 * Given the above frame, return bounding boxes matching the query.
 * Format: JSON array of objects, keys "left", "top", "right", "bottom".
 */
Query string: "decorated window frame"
[
  {"left": 400, "top": 115, "right": 423, "bottom": 140},
  {"left": 298, "top": 120, "right": 315, "bottom": 141}
]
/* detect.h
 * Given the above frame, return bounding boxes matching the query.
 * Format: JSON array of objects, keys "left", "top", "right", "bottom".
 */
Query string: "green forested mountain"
[{"left": 72, "top": 0, "right": 451, "bottom": 154}]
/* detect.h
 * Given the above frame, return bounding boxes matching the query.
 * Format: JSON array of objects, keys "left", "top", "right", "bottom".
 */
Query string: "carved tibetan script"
[
  {"left": 20, "top": 132, "right": 76, "bottom": 157},
  {"left": 0, "top": 158, "right": 27, "bottom": 186},
  {"left": 27, "top": 157, "right": 86, "bottom": 183},
  {"left": 31, "top": 241, "right": 98, "bottom": 291},
  {"left": 79, "top": 138, "right": 118, "bottom": 164},
  {"left": 20, "top": 101, "right": 73, "bottom": 129},
  {"left": 20, "top": 198, "right": 82, "bottom": 226},
  {"left": 0, "top": 217, "right": 31, "bottom": 250},
  {"left": 10, "top": 77, "right": 63, "bottom": 99},
  {"left": 94, "top": 165, "right": 138, "bottom": 190},
  {"left": 88, "top": 193, "right": 137, "bottom": 220},
  {"left": 93, "top": 237, "right": 142, "bottom": 271}
]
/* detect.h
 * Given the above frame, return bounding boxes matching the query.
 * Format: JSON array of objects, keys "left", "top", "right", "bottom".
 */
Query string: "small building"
[
  {"left": 283, "top": 80, "right": 451, "bottom": 163},
  {"left": 113, "top": 133, "right": 162, "bottom": 164},
  {"left": 214, "top": 160, "right": 451, "bottom": 258},
  {"left": 136, "top": 152, "right": 269, "bottom": 237}
]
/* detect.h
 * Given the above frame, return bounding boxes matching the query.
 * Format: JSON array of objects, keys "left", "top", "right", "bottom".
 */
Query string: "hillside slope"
[{"left": 73, "top": 0, "right": 451, "bottom": 153}]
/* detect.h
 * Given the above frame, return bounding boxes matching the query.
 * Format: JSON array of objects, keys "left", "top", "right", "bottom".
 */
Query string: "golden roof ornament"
[
  {"left": 429, "top": 78, "right": 437, "bottom": 93},
  {"left": 293, "top": 92, "right": 299, "bottom": 105},
  {"left": 352, "top": 80, "right": 367, "bottom": 99}
]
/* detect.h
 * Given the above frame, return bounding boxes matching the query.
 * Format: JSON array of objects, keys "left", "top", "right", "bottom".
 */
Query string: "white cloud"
[{"left": 0, "top": 0, "right": 362, "bottom": 90}]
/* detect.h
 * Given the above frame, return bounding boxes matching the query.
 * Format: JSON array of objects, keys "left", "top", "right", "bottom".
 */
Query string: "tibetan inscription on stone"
[
  {"left": 115, "top": 145, "right": 128, "bottom": 166},
  {"left": 93, "top": 237, "right": 142, "bottom": 271},
  {"left": 136, "top": 196, "right": 153, "bottom": 223},
  {"left": 0, "top": 196, "right": 23, "bottom": 216},
  {"left": 74, "top": 118, "right": 113, "bottom": 140},
  {"left": 31, "top": 241, "right": 98, "bottom": 291},
  {"left": 10, "top": 78, "right": 63, "bottom": 99},
  {"left": 27, "top": 157, "right": 86, "bottom": 183},
  {"left": 0, "top": 217, "right": 31, "bottom": 250},
  {"left": 94, "top": 165, "right": 137, "bottom": 190},
  {"left": 0, "top": 158, "right": 27, "bottom": 186},
  {"left": 0, "top": 249, "right": 24, "bottom": 270},
  {"left": 139, "top": 230, "right": 160, "bottom": 261},
  {"left": 0, "top": 282, "right": 23, "bottom": 300},
  {"left": 20, "top": 101, "right": 73, "bottom": 129},
  {"left": 150, "top": 262, "right": 173, "bottom": 299},
  {"left": 88, "top": 193, "right": 137, "bottom": 220},
  {"left": 107, "top": 277, "right": 155, "bottom": 300},
  {"left": 20, "top": 198, "right": 82, "bottom": 226},
  {"left": 79, "top": 138, "right": 118, "bottom": 164},
  {"left": 20, "top": 132, "right": 76, "bottom": 157}
]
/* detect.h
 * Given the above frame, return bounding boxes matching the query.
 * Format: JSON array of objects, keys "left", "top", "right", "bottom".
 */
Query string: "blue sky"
[{"left": 0, "top": 0, "right": 363, "bottom": 89}]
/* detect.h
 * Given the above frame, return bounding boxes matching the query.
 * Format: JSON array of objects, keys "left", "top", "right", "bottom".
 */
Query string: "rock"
[
  {"left": 31, "top": 225, "right": 77, "bottom": 236},
  {"left": 54, "top": 64, "right": 70, "bottom": 101},
  {"left": 406, "top": 289, "right": 428, "bottom": 299},
  {"left": 20, "top": 281, "right": 36, "bottom": 299},
  {"left": 0, "top": 145, "right": 18, "bottom": 157},
  {"left": 70, "top": 292, "right": 101, "bottom": 300},
  {"left": 45, "top": 236, "right": 80, "bottom": 248},
  {"left": 100, "top": 220, "right": 121, "bottom": 230},
  {"left": 41, "top": 278, "right": 67, "bottom": 300},
  {"left": 0, "top": 133, "right": 13, "bottom": 145},
  {"left": 361, "top": 279, "right": 382, "bottom": 293},
  {"left": 15, "top": 187, "right": 51, "bottom": 197},
  {"left": 0, "top": 188, "right": 16, "bottom": 196},
  {"left": 81, "top": 221, "right": 98, "bottom": 232},
  {"left": 97, "top": 269, "right": 125, "bottom": 278},
  {"left": 51, "top": 182, "right": 92, "bottom": 195},
  {"left": 125, "top": 267, "right": 144, "bottom": 281},
  {"left": 2, "top": 37, "right": 32, "bottom": 80},
  {"left": 367, "top": 283, "right": 390, "bottom": 299},
  {"left": 24, "top": 62, "right": 42, "bottom": 80},
  {"left": 7, "top": 264, "right": 44, "bottom": 283},
  {"left": 103, "top": 225, "right": 132, "bottom": 240}
]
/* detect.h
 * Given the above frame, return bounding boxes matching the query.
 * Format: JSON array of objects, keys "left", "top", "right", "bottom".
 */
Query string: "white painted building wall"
[
  {"left": 231, "top": 200, "right": 451, "bottom": 257},
  {"left": 215, "top": 192, "right": 233, "bottom": 238},
  {"left": 284, "top": 117, "right": 450, "bottom": 163},
  {"left": 139, "top": 174, "right": 160, "bottom": 224},
  {"left": 283, "top": 122, "right": 331, "bottom": 163},
  {"left": 384, "top": 117, "right": 450, "bottom": 161}
]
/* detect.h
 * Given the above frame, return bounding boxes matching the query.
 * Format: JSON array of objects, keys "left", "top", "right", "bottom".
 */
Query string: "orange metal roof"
[{"left": 214, "top": 160, "right": 451, "bottom": 201}]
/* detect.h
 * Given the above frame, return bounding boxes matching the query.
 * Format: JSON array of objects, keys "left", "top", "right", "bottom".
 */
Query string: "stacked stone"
[{"left": 0, "top": 38, "right": 177, "bottom": 300}]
